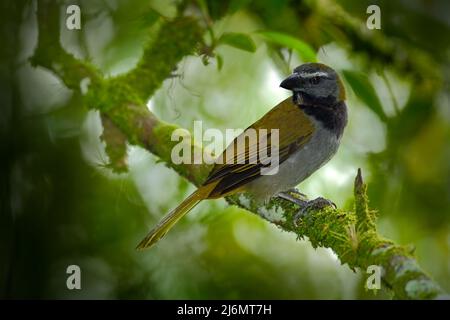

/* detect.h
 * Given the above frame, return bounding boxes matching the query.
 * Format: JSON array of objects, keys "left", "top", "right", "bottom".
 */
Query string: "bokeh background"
[{"left": 1, "top": 0, "right": 449, "bottom": 299}]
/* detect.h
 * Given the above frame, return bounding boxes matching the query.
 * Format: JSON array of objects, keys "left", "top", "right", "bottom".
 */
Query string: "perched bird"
[{"left": 137, "top": 63, "right": 348, "bottom": 250}]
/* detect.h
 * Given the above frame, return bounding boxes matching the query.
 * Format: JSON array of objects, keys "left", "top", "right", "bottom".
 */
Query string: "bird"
[{"left": 137, "top": 62, "right": 348, "bottom": 250}]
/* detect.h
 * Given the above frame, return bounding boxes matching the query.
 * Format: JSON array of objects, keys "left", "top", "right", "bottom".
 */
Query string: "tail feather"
[{"left": 136, "top": 186, "right": 211, "bottom": 250}]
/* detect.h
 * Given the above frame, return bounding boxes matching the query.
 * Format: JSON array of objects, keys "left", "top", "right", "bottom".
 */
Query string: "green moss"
[
  {"left": 152, "top": 122, "right": 213, "bottom": 185},
  {"left": 101, "top": 117, "right": 128, "bottom": 173},
  {"left": 152, "top": 121, "right": 183, "bottom": 159},
  {"left": 86, "top": 79, "right": 144, "bottom": 114}
]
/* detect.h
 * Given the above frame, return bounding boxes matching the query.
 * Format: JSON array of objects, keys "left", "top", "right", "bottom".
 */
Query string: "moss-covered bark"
[{"left": 31, "top": 0, "right": 445, "bottom": 299}]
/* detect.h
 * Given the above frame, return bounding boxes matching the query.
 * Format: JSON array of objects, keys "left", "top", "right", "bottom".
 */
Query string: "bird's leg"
[
  {"left": 277, "top": 189, "right": 308, "bottom": 206},
  {"left": 279, "top": 188, "right": 308, "bottom": 201},
  {"left": 277, "top": 190, "right": 336, "bottom": 227}
]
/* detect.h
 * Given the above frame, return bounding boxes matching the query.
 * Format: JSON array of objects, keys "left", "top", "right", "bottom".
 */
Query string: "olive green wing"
[{"left": 203, "top": 98, "right": 314, "bottom": 198}]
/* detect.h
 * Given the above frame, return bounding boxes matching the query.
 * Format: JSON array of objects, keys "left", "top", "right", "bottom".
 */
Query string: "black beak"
[{"left": 280, "top": 73, "right": 300, "bottom": 90}]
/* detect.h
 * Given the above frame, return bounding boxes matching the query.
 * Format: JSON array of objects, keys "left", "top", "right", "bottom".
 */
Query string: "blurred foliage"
[{"left": 1, "top": 0, "right": 449, "bottom": 299}]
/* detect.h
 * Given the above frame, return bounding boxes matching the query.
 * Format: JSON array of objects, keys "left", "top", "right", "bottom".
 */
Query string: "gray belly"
[{"left": 246, "top": 119, "right": 342, "bottom": 202}]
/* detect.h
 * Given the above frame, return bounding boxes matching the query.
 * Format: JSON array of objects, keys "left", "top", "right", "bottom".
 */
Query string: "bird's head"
[{"left": 280, "top": 63, "right": 346, "bottom": 106}]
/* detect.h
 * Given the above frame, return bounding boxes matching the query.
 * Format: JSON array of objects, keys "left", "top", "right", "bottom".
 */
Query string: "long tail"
[{"left": 136, "top": 186, "right": 212, "bottom": 250}]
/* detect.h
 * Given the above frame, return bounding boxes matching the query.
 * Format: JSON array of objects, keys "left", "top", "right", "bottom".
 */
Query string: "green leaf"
[
  {"left": 196, "top": 0, "right": 209, "bottom": 17},
  {"left": 257, "top": 31, "right": 317, "bottom": 62},
  {"left": 138, "top": 8, "right": 160, "bottom": 27},
  {"left": 218, "top": 32, "right": 256, "bottom": 53},
  {"left": 216, "top": 54, "right": 224, "bottom": 71},
  {"left": 342, "top": 70, "right": 387, "bottom": 121},
  {"left": 228, "top": 0, "right": 253, "bottom": 13}
]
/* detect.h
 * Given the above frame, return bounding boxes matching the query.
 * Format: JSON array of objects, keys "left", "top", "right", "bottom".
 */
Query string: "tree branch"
[
  {"left": 31, "top": 0, "right": 445, "bottom": 299},
  {"left": 30, "top": 0, "right": 101, "bottom": 91},
  {"left": 100, "top": 115, "right": 128, "bottom": 173},
  {"left": 114, "top": 17, "right": 203, "bottom": 102}
]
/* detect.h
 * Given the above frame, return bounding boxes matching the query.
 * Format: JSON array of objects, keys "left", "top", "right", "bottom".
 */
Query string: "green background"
[{"left": 1, "top": 0, "right": 449, "bottom": 299}]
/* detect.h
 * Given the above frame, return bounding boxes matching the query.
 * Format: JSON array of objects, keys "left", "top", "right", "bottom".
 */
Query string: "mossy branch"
[
  {"left": 30, "top": 0, "right": 101, "bottom": 90},
  {"left": 100, "top": 115, "right": 128, "bottom": 173},
  {"left": 97, "top": 102, "right": 445, "bottom": 299},
  {"left": 31, "top": 1, "right": 444, "bottom": 300}
]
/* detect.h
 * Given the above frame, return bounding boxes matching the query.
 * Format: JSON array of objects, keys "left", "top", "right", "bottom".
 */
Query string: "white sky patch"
[
  {"left": 317, "top": 43, "right": 354, "bottom": 70},
  {"left": 107, "top": 56, "right": 141, "bottom": 76},
  {"left": 79, "top": 110, "right": 123, "bottom": 180},
  {"left": 80, "top": 77, "right": 91, "bottom": 95},
  {"left": 322, "top": 166, "right": 352, "bottom": 186},
  {"left": 18, "top": 0, "right": 38, "bottom": 63},
  {"left": 128, "top": 146, "right": 186, "bottom": 216},
  {"left": 17, "top": 64, "right": 72, "bottom": 114},
  {"left": 84, "top": 13, "right": 115, "bottom": 67},
  {"left": 147, "top": 98, "right": 155, "bottom": 111},
  {"left": 346, "top": 102, "right": 387, "bottom": 154},
  {"left": 262, "top": 64, "right": 290, "bottom": 106}
]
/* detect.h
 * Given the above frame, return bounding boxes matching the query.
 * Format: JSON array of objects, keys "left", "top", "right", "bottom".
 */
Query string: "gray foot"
[
  {"left": 277, "top": 189, "right": 308, "bottom": 205},
  {"left": 293, "top": 197, "right": 336, "bottom": 226},
  {"left": 278, "top": 191, "right": 336, "bottom": 227}
]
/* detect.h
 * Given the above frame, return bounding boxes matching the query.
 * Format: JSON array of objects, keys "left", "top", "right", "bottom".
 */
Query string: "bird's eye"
[{"left": 310, "top": 76, "right": 321, "bottom": 85}]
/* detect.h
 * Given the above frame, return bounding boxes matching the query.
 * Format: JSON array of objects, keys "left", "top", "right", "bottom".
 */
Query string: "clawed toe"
[{"left": 277, "top": 190, "right": 308, "bottom": 207}]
